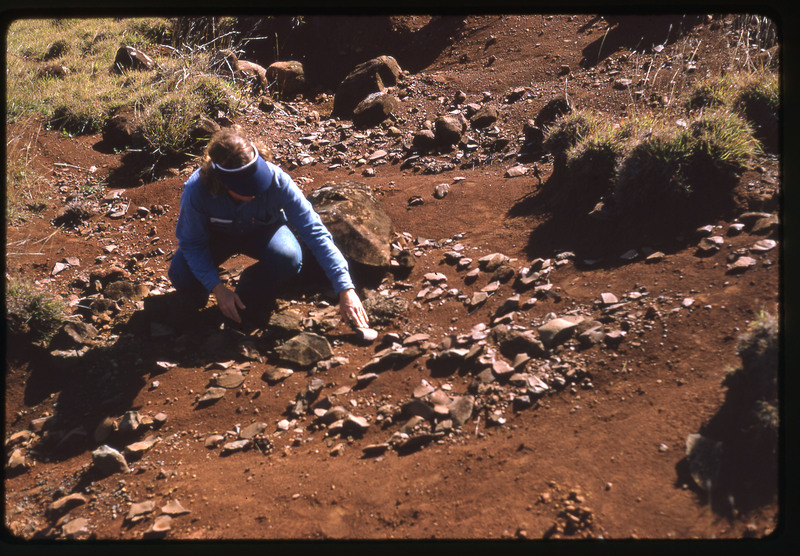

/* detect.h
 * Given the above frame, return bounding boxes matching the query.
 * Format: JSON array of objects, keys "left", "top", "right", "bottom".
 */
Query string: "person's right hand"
[{"left": 212, "top": 283, "right": 246, "bottom": 323}]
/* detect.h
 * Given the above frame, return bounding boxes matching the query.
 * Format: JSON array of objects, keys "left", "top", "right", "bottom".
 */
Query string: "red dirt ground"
[{"left": 4, "top": 14, "right": 785, "bottom": 544}]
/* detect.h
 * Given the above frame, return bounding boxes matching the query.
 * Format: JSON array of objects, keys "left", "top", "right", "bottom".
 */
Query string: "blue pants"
[{"left": 168, "top": 224, "right": 303, "bottom": 311}]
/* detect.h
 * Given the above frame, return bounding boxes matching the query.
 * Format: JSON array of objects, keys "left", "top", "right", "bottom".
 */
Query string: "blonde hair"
[{"left": 199, "top": 127, "right": 271, "bottom": 195}]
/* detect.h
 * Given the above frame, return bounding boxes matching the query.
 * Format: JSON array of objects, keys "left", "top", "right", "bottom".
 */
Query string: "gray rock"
[
  {"left": 332, "top": 55, "right": 402, "bottom": 118},
  {"left": 353, "top": 92, "right": 398, "bottom": 128},
  {"left": 276, "top": 332, "right": 333, "bottom": 367},
  {"left": 492, "top": 358, "right": 515, "bottom": 378},
  {"left": 434, "top": 114, "right": 467, "bottom": 147},
  {"left": 123, "top": 436, "right": 159, "bottom": 458},
  {"left": 600, "top": 292, "right": 618, "bottom": 305},
  {"left": 494, "top": 294, "right": 520, "bottom": 318},
  {"left": 412, "top": 129, "right": 437, "bottom": 152},
  {"left": 750, "top": 214, "right": 778, "bottom": 235},
  {"left": 344, "top": 414, "right": 370, "bottom": 434},
  {"left": 750, "top": 239, "right": 776, "bottom": 253},
  {"left": 697, "top": 236, "right": 724, "bottom": 255},
  {"left": 727, "top": 222, "right": 745, "bottom": 236},
  {"left": 505, "top": 165, "right": 528, "bottom": 178},
  {"left": 495, "top": 327, "right": 546, "bottom": 358},
  {"left": 308, "top": 181, "right": 394, "bottom": 268},
  {"left": 49, "top": 321, "right": 98, "bottom": 350},
  {"left": 46, "top": 493, "right": 88, "bottom": 521},
  {"left": 434, "top": 183, "right": 450, "bottom": 199},
  {"left": 538, "top": 316, "right": 584, "bottom": 349},
  {"left": 470, "top": 105, "right": 499, "bottom": 129},
  {"left": 91, "top": 445, "right": 129, "bottom": 475},
  {"left": 478, "top": 252, "right": 509, "bottom": 271},
  {"left": 221, "top": 439, "right": 252, "bottom": 455},
  {"left": 362, "top": 295, "right": 409, "bottom": 326},
  {"left": 467, "top": 291, "right": 489, "bottom": 312},
  {"left": 198, "top": 387, "right": 226, "bottom": 405},
  {"left": 239, "top": 422, "right": 268, "bottom": 439},
  {"left": 204, "top": 435, "right": 224, "bottom": 448},
  {"left": 577, "top": 326, "right": 605, "bottom": 348},
  {"left": 125, "top": 500, "right": 156, "bottom": 523},
  {"left": 262, "top": 367, "right": 294, "bottom": 384},
  {"left": 118, "top": 410, "right": 140, "bottom": 435},
  {"left": 143, "top": 515, "right": 172, "bottom": 539},
  {"left": 62, "top": 517, "right": 90, "bottom": 539},
  {"left": 525, "top": 374, "right": 550, "bottom": 396},
  {"left": 726, "top": 256, "right": 757, "bottom": 274},
  {"left": 113, "top": 46, "right": 154, "bottom": 73},
  {"left": 266, "top": 60, "right": 306, "bottom": 98},
  {"left": 318, "top": 406, "right": 349, "bottom": 425},
  {"left": 268, "top": 309, "right": 303, "bottom": 333},
  {"left": 161, "top": 500, "right": 191, "bottom": 516},
  {"left": 212, "top": 370, "right": 245, "bottom": 389},
  {"left": 450, "top": 396, "right": 474, "bottom": 426},
  {"left": 362, "top": 443, "right": 390, "bottom": 456}
]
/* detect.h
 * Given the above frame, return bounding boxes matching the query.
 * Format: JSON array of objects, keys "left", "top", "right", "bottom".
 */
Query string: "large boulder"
[
  {"left": 434, "top": 114, "right": 467, "bottom": 147},
  {"left": 332, "top": 55, "right": 402, "bottom": 119},
  {"left": 470, "top": 105, "right": 499, "bottom": 129},
  {"left": 266, "top": 60, "right": 306, "bottom": 98},
  {"left": 112, "top": 46, "right": 154, "bottom": 73},
  {"left": 213, "top": 49, "right": 268, "bottom": 92},
  {"left": 307, "top": 181, "right": 394, "bottom": 268},
  {"left": 352, "top": 91, "right": 398, "bottom": 128}
]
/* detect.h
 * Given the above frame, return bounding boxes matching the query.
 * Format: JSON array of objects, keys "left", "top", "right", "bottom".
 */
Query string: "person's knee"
[{"left": 276, "top": 243, "right": 303, "bottom": 277}]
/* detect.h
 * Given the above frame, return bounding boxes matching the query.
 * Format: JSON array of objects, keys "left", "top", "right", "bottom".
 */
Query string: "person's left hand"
[{"left": 339, "top": 288, "right": 370, "bottom": 329}]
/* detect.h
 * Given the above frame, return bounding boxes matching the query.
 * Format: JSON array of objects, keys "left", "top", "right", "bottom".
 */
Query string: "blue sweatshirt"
[{"left": 174, "top": 160, "right": 354, "bottom": 294}]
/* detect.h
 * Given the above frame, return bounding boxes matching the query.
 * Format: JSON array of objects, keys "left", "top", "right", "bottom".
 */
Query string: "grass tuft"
[
  {"left": 5, "top": 277, "right": 66, "bottom": 345},
  {"left": 6, "top": 17, "right": 247, "bottom": 161}
]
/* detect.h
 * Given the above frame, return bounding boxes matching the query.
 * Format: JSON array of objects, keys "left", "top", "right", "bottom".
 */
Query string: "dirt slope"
[{"left": 4, "top": 14, "right": 782, "bottom": 542}]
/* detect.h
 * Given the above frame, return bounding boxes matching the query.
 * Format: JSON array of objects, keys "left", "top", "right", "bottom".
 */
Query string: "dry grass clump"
[
  {"left": 544, "top": 100, "right": 761, "bottom": 225},
  {"left": 727, "top": 310, "right": 779, "bottom": 440},
  {"left": 6, "top": 17, "right": 245, "bottom": 156},
  {"left": 5, "top": 276, "right": 66, "bottom": 346}
]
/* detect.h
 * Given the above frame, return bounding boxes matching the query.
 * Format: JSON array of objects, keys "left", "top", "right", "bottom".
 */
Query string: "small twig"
[
  {"left": 7, "top": 252, "right": 45, "bottom": 256},
  {"left": 33, "top": 227, "right": 62, "bottom": 245},
  {"left": 54, "top": 162, "right": 88, "bottom": 171},
  {"left": 474, "top": 415, "right": 481, "bottom": 436}
]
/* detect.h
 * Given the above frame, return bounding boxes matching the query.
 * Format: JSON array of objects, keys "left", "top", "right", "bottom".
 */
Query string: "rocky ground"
[{"left": 4, "top": 14, "right": 783, "bottom": 542}]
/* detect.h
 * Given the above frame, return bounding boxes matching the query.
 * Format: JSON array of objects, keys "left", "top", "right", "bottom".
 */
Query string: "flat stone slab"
[
  {"left": 125, "top": 500, "right": 156, "bottom": 523},
  {"left": 198, "top": 387, "right": 226, "bottom": 405},
  {"left": 538, "top": 316, "right": 584, "bottom": 349},
  {"left": 212, "top": 370, "right": 245, "bottom": 389},
  {"left": 276, "top": 332, "right": 333, "bottom": 367},
  {"left": 161, "top": 500, "right": 190, "bottom": 516},
  {"left": 262, "top": 367, "right": 294, "bottom": 384}
]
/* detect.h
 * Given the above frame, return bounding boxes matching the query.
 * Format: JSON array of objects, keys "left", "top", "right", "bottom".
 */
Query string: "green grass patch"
[
  {"left": 543, "top": 104, "right": 760, "bottom": 224},
  {"left": 5, "top": 276, "right": 66, "bottom": 346},
  {"left": 726, "top": 309, "right": 779, "bottom": 442},
  {"left": 6, "top": 17, "right": 246, "bottom": 158}
]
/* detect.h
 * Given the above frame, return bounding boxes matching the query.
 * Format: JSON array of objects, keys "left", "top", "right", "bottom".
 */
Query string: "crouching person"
[{"left": 168, "top": 128, "right": 369, "bottom": 330}]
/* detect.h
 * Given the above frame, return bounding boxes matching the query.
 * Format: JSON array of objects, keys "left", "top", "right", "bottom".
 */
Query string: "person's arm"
[
  {"left": 175, "top": 177, "right": 223, "bottom": 293},
  {"left": 175, "top": 177, "right": 245, "bottom": 322}
]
